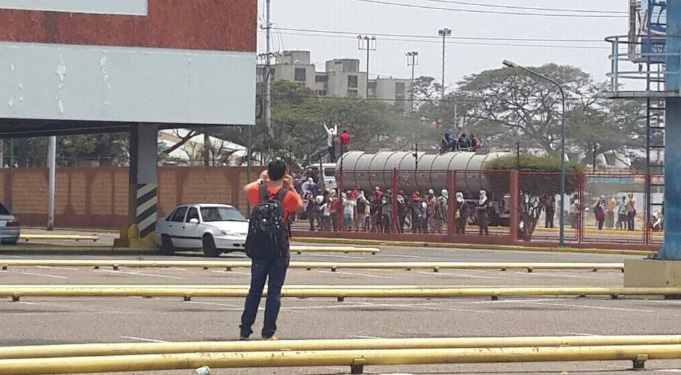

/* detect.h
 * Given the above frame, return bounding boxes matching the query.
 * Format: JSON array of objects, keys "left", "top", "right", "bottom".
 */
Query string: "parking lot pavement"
[{"left": 1, "top": 245, "right": 679, "bottom": 374}]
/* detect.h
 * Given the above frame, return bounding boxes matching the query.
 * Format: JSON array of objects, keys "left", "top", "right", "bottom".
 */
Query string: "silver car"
[{"left": 0, "top": 203, "right": 20, "bottom": 245}]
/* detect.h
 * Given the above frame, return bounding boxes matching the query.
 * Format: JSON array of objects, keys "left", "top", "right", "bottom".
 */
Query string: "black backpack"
[{"left": 245, "top": 184, "right": 290, "bottom": 259}]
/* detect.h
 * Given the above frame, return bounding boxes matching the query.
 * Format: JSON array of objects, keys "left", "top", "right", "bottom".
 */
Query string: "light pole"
[
  {"left": 503, "top": 60, "right": 567, "bottom": 247},
  {"left": 406, "top": 51, "right": 419, "bottom": 112},
  {"left": 438, "top": 28, "right": 451, "bottom": 99},
  {"left": 357, "top": 35, "right": 377, "bottom": 98}
]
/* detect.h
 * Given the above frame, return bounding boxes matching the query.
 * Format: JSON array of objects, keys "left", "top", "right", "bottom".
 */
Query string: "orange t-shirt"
[{"left": 246, "top": 184, "right": 299, "bottom": 221}]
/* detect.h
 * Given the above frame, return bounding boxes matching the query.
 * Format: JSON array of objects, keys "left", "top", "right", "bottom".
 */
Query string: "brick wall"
[{"left": 0, "top": 167, "right": 252, "bottom": 229}]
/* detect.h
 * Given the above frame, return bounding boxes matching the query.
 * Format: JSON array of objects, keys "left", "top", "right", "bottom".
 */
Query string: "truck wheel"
[
  {"left": 202, "top": 234, "right": 221, "bottom": 257},
  {"left": 160, "top": 235, "right": 175, "bottom": 256}
]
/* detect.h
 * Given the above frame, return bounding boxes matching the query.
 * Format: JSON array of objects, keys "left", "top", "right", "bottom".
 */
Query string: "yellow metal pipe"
[
  {"left": 1, "top": 345, "right": 680, "bottom": 374},
  {"left": 1, "top": 286, "right": 681, "bottom": 299},
  {"left": 0, "top": 260, "right": 624, "bottom": 271},
  {"left": 1, "top": 336, "right": 681, "bottom": 360}
]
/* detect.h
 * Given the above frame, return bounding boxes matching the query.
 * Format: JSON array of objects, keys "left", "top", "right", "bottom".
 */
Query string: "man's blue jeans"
[{"left": 239, "top": 257, "right": 289, "bottom": 339}]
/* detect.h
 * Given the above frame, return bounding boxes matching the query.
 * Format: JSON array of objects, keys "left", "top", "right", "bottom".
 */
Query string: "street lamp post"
[
  {"left": 438, "top": 28, "right": 452, "bottom": 99},
  {"left": 502, "top": 60, "right": 567, "bottom": 247},
  {"left": 357, "top": 35, "right": 377, "bottom": 98},
  {"left": 406, "top": 51, "right": 419, "bottom": 112}
]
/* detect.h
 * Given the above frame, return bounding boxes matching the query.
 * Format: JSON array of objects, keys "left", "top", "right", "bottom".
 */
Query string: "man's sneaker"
[{"left": 263, "top": 335, "right": 277, "bottom": 341}]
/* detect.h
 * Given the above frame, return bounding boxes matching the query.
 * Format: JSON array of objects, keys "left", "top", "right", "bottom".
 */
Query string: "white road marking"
[
  {"left": 321, "top": 271, "right": 395, "bottom": 280},
  {"left": 354, "top": 301, "right": 494, "bottom": 314},
  {"left": 19, "top": 272, "right": 67, "bottom": 279},
  {"left": 120, "top": 336, "right": 168, "bottom": 343},
  {"left": 306, "top": 254, "right": 367, "bottom": 260},
  {"left": 383, "top": 254, "right": 421, "bottom": 259},
  {"left": 36, "top": 266, "right": 79, "bottom": 271},
  {"left": 101, "top": 270, "right": 185, "bottom": 280},
  {"left": 417, "top": 271, "right": 501, "bottom": 280},
  {"left": 513, "top": 300, "right": 654, "bottom": 313},
  {"left": 211, "top": 270, "right": 251, "bottom": 276},
  {"left": 512, "top": 271, "right": 597, "bottom": 279},
  {"left": 466, "top": 299, "right": 547, "bottom": 305},
  {"left": 187, "top": 301, "right": 241, "bottom": 309}
]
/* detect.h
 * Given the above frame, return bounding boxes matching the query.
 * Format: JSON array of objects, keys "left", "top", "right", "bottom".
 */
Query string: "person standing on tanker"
[
  {"left": 476, "top": 190, "right": 490, "bottom": 236},
  {"left": 455, "top": 192, "right": 468, "bottom": 235},
  {"left": 240, "top": 160, "right": 304, "bottom": 341},
  {"left": 339, "top": 130, "right": 351, "bottom": 156},
  {"left": 323, "top": 123, "right": 338, "bottom": 163}
]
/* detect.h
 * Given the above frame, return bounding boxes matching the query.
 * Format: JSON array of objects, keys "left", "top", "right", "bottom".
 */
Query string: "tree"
[
  {"left": 485, "top": 155, "right": 584, "bottom": 241},
  {"left": 460, "top": 64, "right": 601, "bottom": 155}
]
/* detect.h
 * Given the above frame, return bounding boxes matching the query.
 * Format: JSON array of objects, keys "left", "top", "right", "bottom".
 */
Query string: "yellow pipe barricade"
[
  {"left": 2, "top": 285, "right": 681, "bottom": 299},
  {"left": 0, "top": 260, "right": 624, "bottom": 271},
  {"left": 20, "top": 234, "right": 99, "bottom": 242},
  {"left": 1, "top": 336, "right": 681, "bottom": 360},
  {"left": 0, "top": 345, "right": 680, "bottom": 374}
]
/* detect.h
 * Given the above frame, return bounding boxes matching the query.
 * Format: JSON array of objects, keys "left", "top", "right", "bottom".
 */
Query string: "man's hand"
[
  {"left": 283, "top": 175, "right": 295, "bottom": 189},
  {"left": 259, "top": 170, "right": 269, "bottom": 181}
]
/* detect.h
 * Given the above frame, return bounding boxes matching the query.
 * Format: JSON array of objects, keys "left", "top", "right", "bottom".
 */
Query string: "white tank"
[{"left": 337, "top": 151, "right": 509, "bottom": 197}]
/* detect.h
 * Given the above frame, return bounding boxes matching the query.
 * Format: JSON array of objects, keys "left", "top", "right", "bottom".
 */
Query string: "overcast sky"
[{"left": 256, "top": 0, "right": 628, "bottom": 89}]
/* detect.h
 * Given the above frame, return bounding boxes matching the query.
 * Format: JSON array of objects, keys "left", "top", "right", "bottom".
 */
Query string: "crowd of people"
[
  {"left": 297, "top": 181, "right": 492, "bottom": 236},
  {"left": 556, "top": 193, "right": 662, "bottom": 232},
  {"left": 440, "top": 129, "right": 483, "bottom": 153}
]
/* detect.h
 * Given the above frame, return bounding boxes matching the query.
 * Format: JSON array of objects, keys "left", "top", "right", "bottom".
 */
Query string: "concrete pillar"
[
  {"left": 128, "top": 124, "right": 158, "bottom": 243},
  {"left": 657, "top": 0, "right": 681, "bottom": 259}
]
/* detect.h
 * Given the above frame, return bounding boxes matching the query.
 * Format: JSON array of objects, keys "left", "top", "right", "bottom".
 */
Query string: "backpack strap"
[
  {"left": 273, "top": 187, "right": 289, "bottom": 202},
  {"left": 258, "top": 183, "right": 268, "bottom": 203}
]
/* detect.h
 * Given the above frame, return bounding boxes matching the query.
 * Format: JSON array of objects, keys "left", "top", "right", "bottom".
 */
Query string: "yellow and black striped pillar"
[
  {"left": 128, "top": 124, "right": 158, "bottom": 245},
  {"left": 135, "top": 183, "right": 158, "bottom": 238}
]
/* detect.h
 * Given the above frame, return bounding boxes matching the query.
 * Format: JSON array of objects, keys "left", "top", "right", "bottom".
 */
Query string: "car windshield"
[{"left": 200, "top": 207, "right": 247, "bottom": 222}]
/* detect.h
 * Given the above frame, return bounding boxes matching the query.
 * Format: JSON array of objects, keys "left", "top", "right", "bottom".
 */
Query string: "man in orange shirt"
[{"left": 240, "top": 160, "right": 303, "bottom": 341}]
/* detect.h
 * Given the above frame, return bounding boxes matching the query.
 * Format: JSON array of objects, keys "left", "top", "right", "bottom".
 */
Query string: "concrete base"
[
  {"left": 113, "top": 225, "right": 155, "bottom": 250},
  {"left": 624, "top": 259, "right": 681, "bottom": 288}
]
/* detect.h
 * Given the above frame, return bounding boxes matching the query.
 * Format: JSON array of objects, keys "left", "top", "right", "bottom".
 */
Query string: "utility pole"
[
  {"left": 264, "top": 0, "right": 272, "bottom": 138},
  {"left": 438, "top": 28, "right": 452, "bottom": 99},
  {"left": 357, "top": 35, "right": 377, "bottom": 98},
  {"left": 406, "top": 51, "right": 419, "bottom": 112},
  {"left": 47, "top": 136, "right": 56, "bottom": 230}
]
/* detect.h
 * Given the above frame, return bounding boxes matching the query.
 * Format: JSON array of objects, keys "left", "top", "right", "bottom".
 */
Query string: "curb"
[{"left": 292, "top": 238, "right": 655, "bottom": 257}]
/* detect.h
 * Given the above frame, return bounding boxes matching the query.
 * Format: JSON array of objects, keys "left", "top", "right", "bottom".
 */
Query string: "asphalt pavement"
[{"left": 1, "top": 243, "right": 680, "bottom": 375}]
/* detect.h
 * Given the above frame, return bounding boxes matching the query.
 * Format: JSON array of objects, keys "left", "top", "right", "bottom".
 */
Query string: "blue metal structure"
[{"left": 656, "top": 0, "right": 681, "bottom": 259}]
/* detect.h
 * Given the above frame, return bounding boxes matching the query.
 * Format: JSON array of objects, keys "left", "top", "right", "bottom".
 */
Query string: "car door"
[
  {"left": 182, "top": 207, "right": 204, "bottom": 249},
  {"left": 168, "top": 206, "right": 189, "bottom": 248}
]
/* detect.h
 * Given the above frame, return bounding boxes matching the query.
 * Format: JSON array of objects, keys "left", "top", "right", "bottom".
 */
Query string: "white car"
[{"left": 155, "top": 204, "right": 249, "bottom": 257}]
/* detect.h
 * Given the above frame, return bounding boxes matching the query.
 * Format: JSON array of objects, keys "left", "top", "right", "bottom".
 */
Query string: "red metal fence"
[{"left": 293, "top": 169, "right": 662, "bottom": 251}]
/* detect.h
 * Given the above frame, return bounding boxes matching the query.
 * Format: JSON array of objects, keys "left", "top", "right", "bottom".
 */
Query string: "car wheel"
[
  {"left": 202, "top": 234, "right": 221, "bottom": 257},
  {"left": 160, "top": 235, "right": 175, "bottom": 256}
]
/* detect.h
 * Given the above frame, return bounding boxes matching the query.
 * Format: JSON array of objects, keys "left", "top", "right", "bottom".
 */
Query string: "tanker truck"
[{"left": 336, "top": 151, "right": 512, "bottom": 226}]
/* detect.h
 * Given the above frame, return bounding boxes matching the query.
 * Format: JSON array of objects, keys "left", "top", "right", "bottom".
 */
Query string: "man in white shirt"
[
  {"left": 323, "top": 123, "right": 338, "bottom": 162},
  {"left": 343, "top": 192, "right": 357, "bottom": 231}
]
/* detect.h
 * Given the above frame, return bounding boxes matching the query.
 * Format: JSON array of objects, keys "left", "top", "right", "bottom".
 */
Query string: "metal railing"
[{"left": 606, "top": 35, "right": 681, "bottom": 98}]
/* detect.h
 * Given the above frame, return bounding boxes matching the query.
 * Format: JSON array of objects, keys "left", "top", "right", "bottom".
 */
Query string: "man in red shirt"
[
  {"left": 240, "top": 160, "right": 303, "bottom": 341},
  {"left": 338, "top": 130, "right": 351, "bottom": 155}
]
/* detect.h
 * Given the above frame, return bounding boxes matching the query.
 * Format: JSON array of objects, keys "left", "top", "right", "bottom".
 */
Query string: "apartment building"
[{"left": 258, "top": 50, "right": 410, "bottom": 106}]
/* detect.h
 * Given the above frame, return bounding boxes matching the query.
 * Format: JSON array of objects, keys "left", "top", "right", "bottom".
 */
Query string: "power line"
[
  {"left": 347, "top": 0, "right": 627, "bottom": 18},
  {"left": 275, "top": 27, "right": 606, "bottom": 43},
  {"left": 263, "top": 29, "right": 610, "bottom": 50},
  {"left": 415, "top": 0, "right": 627, "bottom": 15}
]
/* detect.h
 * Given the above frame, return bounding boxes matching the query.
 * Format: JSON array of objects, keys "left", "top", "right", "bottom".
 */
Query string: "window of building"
[
  {"left": 396, "top": 82, "right": 406, "bottom": 95},
  {"left": 315, "top": 75, "right": 328, "bottom": 83},
  {"left": 347, "top": 89, "right": 358, "bottom": 96},
  {"left": 294, "top": 68, "right": 306, "bottom": 82},
  {"left": 348, "top": 75, "right": 358, "bottom": 88}
]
